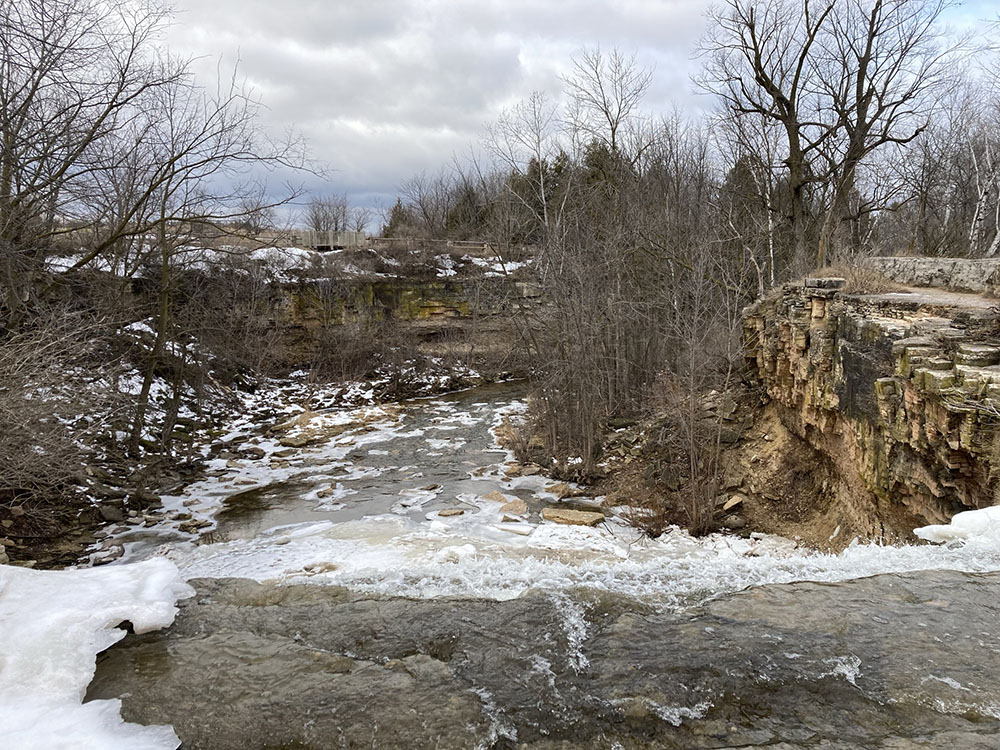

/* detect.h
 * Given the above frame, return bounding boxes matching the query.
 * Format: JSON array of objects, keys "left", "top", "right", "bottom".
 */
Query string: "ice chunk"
[
  {"left": 0, "top": 558, "right": 193, "bottom": 749},
  {"left": 914, "top": 505, "right": 1000, "bottom": 543}
]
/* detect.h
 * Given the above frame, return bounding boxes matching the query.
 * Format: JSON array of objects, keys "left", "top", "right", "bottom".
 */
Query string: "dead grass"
[{"left": 811, "top": 263, "right": 907, "bottom": 294}]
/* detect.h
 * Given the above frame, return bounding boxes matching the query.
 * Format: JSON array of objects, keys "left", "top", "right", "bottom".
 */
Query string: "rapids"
[{"left": 10, "top": 383, "right": 1000, "bottom": 748}]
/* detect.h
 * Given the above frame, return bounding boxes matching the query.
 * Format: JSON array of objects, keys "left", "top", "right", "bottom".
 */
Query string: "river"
[{"left": 9, "top": 383, "right": 1000, "bottom": 748}]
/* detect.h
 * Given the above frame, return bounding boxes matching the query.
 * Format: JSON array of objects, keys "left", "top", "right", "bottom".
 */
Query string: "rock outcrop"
[{"left": 743, "top": 277, "right": 1000, "bottom": 539}]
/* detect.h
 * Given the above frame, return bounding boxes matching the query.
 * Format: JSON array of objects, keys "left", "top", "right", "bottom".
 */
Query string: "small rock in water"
[
  {"left": 503, "top": 463, "right": 523, "bottom": 477},
  {"left": 521, "top": 465, "right": 541, "bottom": 477},
  {"left": 438, "top": 509, "right": 464, "bottom": 517},
  {"left": 545, "top": 482, "right": 573, "bottom": 499},
  {"left": 482, "top": 490, "right": 511, "bottom": 504},
  {"left": 541, "top": 508, "right": 604, "bottom": 526},
  {"left": 178, "top": 519, "right": 211, "bottom": 533},
  {"left": 420, "top": 484, "right": 443, "bottom": 492},
  {"left": 499, "top": 499, "right": 528, "bottom": 516},
  {"left": 303, "top": 561, "right": 338, "bottom": 574}
]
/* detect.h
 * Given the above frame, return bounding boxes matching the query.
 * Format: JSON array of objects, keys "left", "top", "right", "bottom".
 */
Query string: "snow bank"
[
  {"left": 914, "top": 505, "right": 1000, "bottom": 543},
  {"left": 0, "top": 558, "right": 194, "bottom": 750}
]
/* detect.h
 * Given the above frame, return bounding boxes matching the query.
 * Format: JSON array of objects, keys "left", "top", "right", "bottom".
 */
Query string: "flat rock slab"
[
  {"left": 499, "top": 499, "right": 528, "bottom": 515},
  {"left": 804, "top": 277, "right": 845, "bottom": 289},
  {"left": 541, "top": 507, "right": 604, "bottom": 526}
]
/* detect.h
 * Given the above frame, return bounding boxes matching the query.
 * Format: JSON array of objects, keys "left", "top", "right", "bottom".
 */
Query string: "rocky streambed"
[
  {"left": 88, "top": 569, "right": 1000, "bottom": 749},
  {"left": 7, "top": 383, "right": 1000, "bottom": 749}
]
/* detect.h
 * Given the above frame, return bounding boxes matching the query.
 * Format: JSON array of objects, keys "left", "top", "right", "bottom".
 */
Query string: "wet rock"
[
  {"left": 503, "top": 463, "right": 523, "bottom": 477},
  {"left": 303, "top": 561, "right": 339, "bottom": 574},
  {"left": 499, "top": 499, "right": 528, "bottom": 516},
  {"left": 98, "top": 503, "right": 124, "bottom": 522},
  {"left": 545, "top": 482, "right": 571, "bottom": 499},
  {"left": 178, "top": 519, "right": 211, "bottom": 534},
  {"left": 482, "top": 490, "right": 511, "bottom": 504},
  {"left": 438, "top": 509, "right": 464, "bottom": 517},
  {"left": 541, "top": 507, "right": 604, "bottom": 526},
  {"left": 420, "top": 484, "right": 443, "bottom": 492}
]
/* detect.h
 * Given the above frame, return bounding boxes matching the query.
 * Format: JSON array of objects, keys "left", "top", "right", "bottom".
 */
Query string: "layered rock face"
[{"left": 744, "top": 279, "right": 1000, "bottom": 536}]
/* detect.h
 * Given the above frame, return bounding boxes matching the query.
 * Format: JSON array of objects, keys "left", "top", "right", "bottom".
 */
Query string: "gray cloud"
[{"left": 165, "top": 0, "right": 715, "bottom": 222}]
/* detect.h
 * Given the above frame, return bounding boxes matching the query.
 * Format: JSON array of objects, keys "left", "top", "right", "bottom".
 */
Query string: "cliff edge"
[{"left": 740, "top": 270, "right": 1000, "bottom": 547}]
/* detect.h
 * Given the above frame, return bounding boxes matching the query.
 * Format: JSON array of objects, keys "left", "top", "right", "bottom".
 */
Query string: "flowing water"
[{"left": 77, "top": 384, "right": 1000, "bottom": 748}]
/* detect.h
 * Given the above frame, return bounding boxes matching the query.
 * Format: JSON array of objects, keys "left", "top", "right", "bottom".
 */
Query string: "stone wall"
[
  {"left": 861, "top": 256, "right": 1000, "bottom": 294},
  {"left": 743, "top": 279, "right": 1000, "bottom": 531}
]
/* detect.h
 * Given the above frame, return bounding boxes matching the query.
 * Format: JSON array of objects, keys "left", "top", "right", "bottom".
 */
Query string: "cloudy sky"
[{"left": 164, "top": 0, "right": 996, "bottom": 227}]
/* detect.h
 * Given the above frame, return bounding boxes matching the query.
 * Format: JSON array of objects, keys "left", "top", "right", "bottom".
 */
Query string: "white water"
[
  {"left": 99, "top": 386, "right": 1000, "bottom": 607},
  {"left": 5, "top": 385, "right": 998, "bottom": 748}
]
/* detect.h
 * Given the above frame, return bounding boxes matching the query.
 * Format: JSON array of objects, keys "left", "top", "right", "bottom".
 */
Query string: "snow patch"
[{"left": 0, "top": 558, "right": 193, "bottom": 750}]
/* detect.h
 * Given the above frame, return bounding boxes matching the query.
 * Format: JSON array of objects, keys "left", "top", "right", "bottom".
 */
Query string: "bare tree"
[
  {"left": 814, "top": 0, "right": 959, "bottom": 262},
  {"left": 562, "top": 47, "right": 654, "bottom": 162},
  {"left": 399, "top": 170, "right": 456, "bottom": 238},
  {"left": 305, "top": 193, "right": 350, "bottom": 234},
  {"left": 349, "top": 206, "right": 373, "bottom": 233},
  {"left": 0, "top": 0, "right": 180, "bottom": 326},
  {"left": 700, "top": 0, "right": 835, "bottom": 271}
]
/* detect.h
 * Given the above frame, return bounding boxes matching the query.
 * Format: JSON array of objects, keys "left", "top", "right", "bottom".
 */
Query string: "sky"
[{"left": 163, "top": 0, "right": 997, "bottom": 229}]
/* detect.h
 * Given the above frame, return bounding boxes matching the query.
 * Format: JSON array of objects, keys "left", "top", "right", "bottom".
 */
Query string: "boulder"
[
  {"left": 541, "top": 508, "right": 604, "bottom": 527},
  {"left": 278, "top": 434, "right": 313, "bottom": 448},
  {"left": 97, "top": 504, "right": 124, "bottom": 523},
  {"left": 723, "top": 514, "right": 747, "bottom": 530}
]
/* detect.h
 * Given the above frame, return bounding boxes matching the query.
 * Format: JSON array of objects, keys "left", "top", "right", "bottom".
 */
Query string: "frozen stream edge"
[
  {"left": 0, "top": 558, "right": 193, "bottom": 750},
  {"left": 6, "top": 383, "right": 1000, "bottom": 748}
]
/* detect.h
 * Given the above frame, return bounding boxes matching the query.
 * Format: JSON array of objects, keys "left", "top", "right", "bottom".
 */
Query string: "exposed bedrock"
[{"left": 743, "top": 277, "right": 1000, "bottom": 537}]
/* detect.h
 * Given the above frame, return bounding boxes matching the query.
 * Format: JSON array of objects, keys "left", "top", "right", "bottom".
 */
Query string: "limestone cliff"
[{"left": 742, "top": 277, "right": 1000, "bottom": 543}]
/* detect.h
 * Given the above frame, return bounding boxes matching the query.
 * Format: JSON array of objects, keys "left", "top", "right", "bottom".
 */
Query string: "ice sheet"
[{"left": 0, "top": 558, "right": 193, "bottom": 750}]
